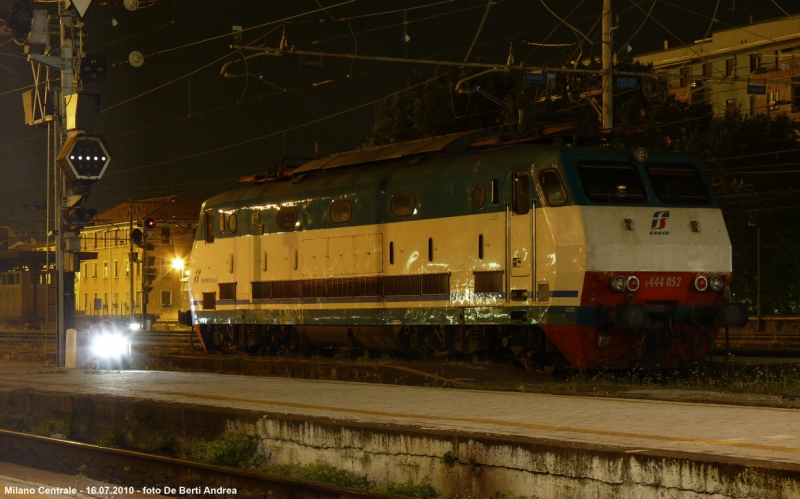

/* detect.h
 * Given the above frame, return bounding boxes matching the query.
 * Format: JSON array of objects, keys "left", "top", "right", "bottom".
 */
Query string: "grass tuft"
[
  {"left": 375, "top": 477, "right": 438, "bottom": 498},
  {"left": 97, "top": 426, "right": 126, "bottom": 448},
  {"left": 0, "top": 412, "right": 22, "bottom": 431}
]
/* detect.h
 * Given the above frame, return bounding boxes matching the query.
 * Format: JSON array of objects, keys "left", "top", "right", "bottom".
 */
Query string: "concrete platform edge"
[{"left": 0, "top": 387, "right": 798, "bottom": 498}]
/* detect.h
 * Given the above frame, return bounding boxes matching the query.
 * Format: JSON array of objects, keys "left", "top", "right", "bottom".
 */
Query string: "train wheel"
[{"left": 520, "top": 350, "right": 559, "bottom": 375}]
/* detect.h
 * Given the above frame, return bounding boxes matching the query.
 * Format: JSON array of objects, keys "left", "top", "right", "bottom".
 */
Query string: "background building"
[
  {"left": 634, "top": 15, "right": 800, "bottom": 118},
  {"left": 77, "top": 196, "right": 203, "bottom": 325}
]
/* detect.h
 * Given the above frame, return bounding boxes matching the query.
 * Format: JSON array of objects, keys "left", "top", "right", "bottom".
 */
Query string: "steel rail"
[{"left": 0, "top": 429, "right": 400, "bottom": 499}]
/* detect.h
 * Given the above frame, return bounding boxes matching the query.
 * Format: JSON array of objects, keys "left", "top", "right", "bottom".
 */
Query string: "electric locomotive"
[{"left": 186, "top": 131, "right": 747, "bottom": 369}]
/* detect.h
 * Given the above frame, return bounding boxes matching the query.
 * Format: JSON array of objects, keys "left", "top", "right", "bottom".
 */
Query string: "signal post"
[{"left": 3, "top": 0, "right": 110, "bottom": 365}]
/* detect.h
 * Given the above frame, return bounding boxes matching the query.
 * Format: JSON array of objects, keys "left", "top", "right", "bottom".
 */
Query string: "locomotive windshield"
[
  {"left": 646, "top": 165, "right": 710, "bottom": 204},
  {"left": 578, "top": 163, "right": 646, "bottom": 202}
]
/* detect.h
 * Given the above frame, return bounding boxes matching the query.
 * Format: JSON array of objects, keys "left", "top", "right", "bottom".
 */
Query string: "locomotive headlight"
[
  {"left": 709, "top": 276, "right": 723, "bottom": 292},
  {"left": 90, "top": 331, "right": 130, "bottom": 359},
  {"left": 609, "top": 276, "right": 626, "bottom": 292},
  {"left": 625, "top": 276, "right": 640, "bottom": 292},
  {"left": 694, "top": 275, "right": 709, "bottom": 292}
]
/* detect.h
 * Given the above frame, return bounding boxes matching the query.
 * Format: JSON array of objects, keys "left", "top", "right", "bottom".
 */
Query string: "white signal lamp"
[{"left": 609, "top": 276, "right": 626, "bottom": 292}]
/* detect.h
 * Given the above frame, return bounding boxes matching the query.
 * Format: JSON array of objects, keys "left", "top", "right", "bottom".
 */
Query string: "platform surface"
[{"left": 0, "top": 362, "right": 798, "bottom": 466}]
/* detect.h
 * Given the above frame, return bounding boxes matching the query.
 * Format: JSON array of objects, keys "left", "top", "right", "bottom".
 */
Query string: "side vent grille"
[
  {"left": 327, "top": 278, "right": 354, "bottom": 298},
  {"left": 421, "top": 273, "right": 450, "bottom": 295},
  {"left": 251, "top": 281, "right": 271, "bottom": 300},
  {"left": 302, "top": 279, "right": 328, "bottom": 298},
  {"left": 354, "top": 276, "right": 382, "bottom": 297},
  {"left": 202, "top": 292, "right": 216, "bottom": 310},
  {"left": 383, "top": 275, "right": 421, "bottom": 296},
  {"left": 219, "top": 282, "right": 237, "bottom": 300},
  {"left": 474, "top": 271, "right": 503, "bottom": 293},
  {"left": 272, "top": 280, "right": 302, "bottom": 299}
]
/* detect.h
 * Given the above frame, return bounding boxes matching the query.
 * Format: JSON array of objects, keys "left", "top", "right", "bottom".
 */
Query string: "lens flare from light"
[
  {"left": 171, "top": 258, "right": 185, "bottom": 271},
  {"left": 90, "top": 332, "right": 129, "bottom": 359}
]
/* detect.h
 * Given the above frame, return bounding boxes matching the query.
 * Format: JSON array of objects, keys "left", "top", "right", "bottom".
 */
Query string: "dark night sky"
[{"left": 0, "top": 0, "right": 796, "bottom": 237}]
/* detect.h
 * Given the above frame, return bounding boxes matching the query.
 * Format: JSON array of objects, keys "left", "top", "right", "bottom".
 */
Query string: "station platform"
[{"left": 0, "top": 362, "right": 798, "bottom": 498}]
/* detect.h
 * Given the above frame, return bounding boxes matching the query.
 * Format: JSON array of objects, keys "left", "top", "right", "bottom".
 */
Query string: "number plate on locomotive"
[{"left": 644, "top": 276, "right": 682, "bottom": 287}]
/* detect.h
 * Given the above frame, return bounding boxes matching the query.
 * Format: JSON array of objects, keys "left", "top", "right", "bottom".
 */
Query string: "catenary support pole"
[{"left": 602, "top": 0, "right": 613, "bottom": 130}]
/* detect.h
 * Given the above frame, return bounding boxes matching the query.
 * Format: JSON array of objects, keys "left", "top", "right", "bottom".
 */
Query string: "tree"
[{"left": 367, "top": 67, "right": 515, "bottom": 146}]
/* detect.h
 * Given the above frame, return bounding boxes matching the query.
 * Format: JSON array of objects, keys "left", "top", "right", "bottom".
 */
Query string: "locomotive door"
[{"left": 508, "top": 169, "right": 533, "bottom": 298}]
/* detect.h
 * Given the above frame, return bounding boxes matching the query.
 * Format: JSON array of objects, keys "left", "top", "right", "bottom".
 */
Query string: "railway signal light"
[
  {"left": 64, "top": 206, "right": 97, "bottom": 227},
  {"left": 144, "top": 217, "right": 156, "bottom": 239},
  {"left": 56, "top": 134, "right": 111, "bottom": 182},
  {"left": 131, "top": 228, "right": 143, "bottom": 247},
  {"left": 144, "top": 267, "right": 158, "bottom": 282}
]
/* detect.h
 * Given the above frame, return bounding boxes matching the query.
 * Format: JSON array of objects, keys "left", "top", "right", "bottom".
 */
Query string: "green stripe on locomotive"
[{"left": 195, "top": 144, "right": 716, "bottom": 242}]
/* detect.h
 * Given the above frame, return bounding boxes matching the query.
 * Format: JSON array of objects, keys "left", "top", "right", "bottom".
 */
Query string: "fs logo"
[{"left": 650, "top": 211, "right": 670, "bottom": 235}]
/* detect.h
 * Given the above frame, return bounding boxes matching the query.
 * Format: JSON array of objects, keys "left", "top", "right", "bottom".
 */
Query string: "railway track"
[{"left": 0, "top": 429, "right": 397, "bottom": 499}]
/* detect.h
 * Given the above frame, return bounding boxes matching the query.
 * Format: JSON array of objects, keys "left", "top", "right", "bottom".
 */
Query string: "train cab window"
[
  {"left": 391, "top": 192, "right": 415, "bottom": 217},
  {"left": 277, "top": 206, "right": 298, "bottom": 230},
  {"left": 539, "top": 170, "right": 567, "bottom": 206},
  {"left": 330, "top": 200, "right": 352, "bottom": 224},
  {"left": 578, "top": 163, "right": 646, "bottom": 202},
  {"left": 646, "top": 165, "right": 710, "bottom": 204},
  {"left": 204, "top": 211, "right": 215, "bottom": 243},
  {"left": 512, "top": 170, "right": 530, "bottom": 214},
  {"left": 229, "top": 213, "right": 238, "bottom": 233},
  {"left": 473, "top": 183, "right": 485, "bottom": 208},
  {"left": 491, "top": 179, "right": 498, "bottom": 204},
  {"left": 219, "top": 213, "right": 226, "bottom": 233}
]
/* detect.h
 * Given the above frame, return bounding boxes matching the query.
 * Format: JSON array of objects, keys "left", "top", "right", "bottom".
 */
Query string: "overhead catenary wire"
[
  {"left": 463, "top": 0, "right": 493, "bottom": 62},
  {"left": 616, "top": 0, "right": 657, "bottom": 55},
  {"left": 539, "top": 0, "right": 592, "bottom": 44}
]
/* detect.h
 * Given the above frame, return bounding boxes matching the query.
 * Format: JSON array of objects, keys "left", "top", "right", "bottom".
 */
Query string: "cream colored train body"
[{"left": 187, "top": 133, "right": 746, "bottom": 369}]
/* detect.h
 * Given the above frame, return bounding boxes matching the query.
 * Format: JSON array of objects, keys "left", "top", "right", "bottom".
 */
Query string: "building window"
[
  {"left": 92, "top": 262, "right": 98, "bottom": 279},
  {"left": 114, "top": 260, "right": 119, "bottom": 278},
  {"left": 83, "top": 293, "right": 88, "bottom": 312},
  {"left": 703, "top": 62, "right": 713, "bottom": 78},
  {"left": 726, "top": 58, "right": 736, "bottom": 77},
  {"left": 161, "top": 290, "right": 173, "bottom": 308},
  {"left": 103, "top": 292, "right": 108, "bottom": 311},
  {"left": 83, "top": 263, "right": 88, "bottom": 280},
  {"left": 779, "top": 48, "right": 794, "bottom": 71},
  {"left": 161, "top": 226, "right": 171, "bottom": 244},
  {"left": 726, "top": 98, "right": 738, "bottom": 117},
  {"left": 113, "top": 292, "right": 119, "bottom": 311},
  {"left": 793, "top": 77, "right": 800, "bottom": 111},
  {"left": 125, "top": 291, "right": 130, "bottom": 312},
  {"left": 769, "top": 90, "right": 779, "bottom": 110},
  {"left": 103, "top": 261, "right": 109, "bottom": 279},
  {"left": 680, "top": 67, "right": 691, "bottom": 88},
  {"left": 750, "top": 54, "right": 762, "bottom": 73},
  {"left": 125, "top": 259, "right": 130, "bottom": 277},
  {"left": 93, "top": 233, "right": 98, "bottom": 249}
]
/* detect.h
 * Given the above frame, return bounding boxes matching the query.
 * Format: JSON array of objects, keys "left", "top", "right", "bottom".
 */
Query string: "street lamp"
[
  {"left": 171, "top": 257, "right": 185, "bottom": 272},
  {"left": 748, "top": 220, "right": 760, "bottom": 332}
]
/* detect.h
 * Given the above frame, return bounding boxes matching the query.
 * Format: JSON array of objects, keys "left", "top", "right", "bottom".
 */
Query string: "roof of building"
[
  {"left": 92, "top": 196, "right": 205, "bottom": 227},
  {"left": 634, "top": 13, "right": 800, "bottom": 64}
]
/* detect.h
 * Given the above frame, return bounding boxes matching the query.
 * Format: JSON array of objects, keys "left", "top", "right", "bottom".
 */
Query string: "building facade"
[
  {"left": 634, "top": 15, "right": 800, "bottom": 118},
  {"left": 76, "top": 196, "right": 204, "bottom": 324}
]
